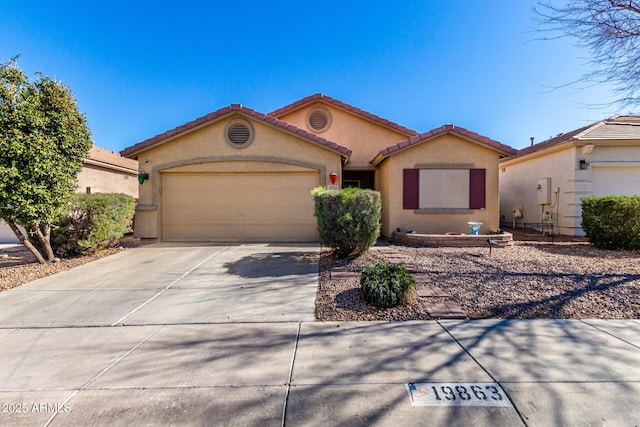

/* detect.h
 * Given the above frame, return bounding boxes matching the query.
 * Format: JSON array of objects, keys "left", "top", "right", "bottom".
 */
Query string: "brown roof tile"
[
  {"left": 121, "top": 104, "right": 352, "bottom": 158},
  {"left": 372, "top": 124, "right": 516, "bottom": 164},
  {"left": 86, "top": 145, "right": 138, "bottom": 171},
  {"left": 269, "top": 93, "right": 419, "bottom": 137},
  {"left": 504, "top": 115, "right": 640, "bottom": 161},
  {"left": 512, "top": 123, "right": 596, "bottom": 159},
  {"left": 507, "top": 116, "right": 640, "bottom": 162}
]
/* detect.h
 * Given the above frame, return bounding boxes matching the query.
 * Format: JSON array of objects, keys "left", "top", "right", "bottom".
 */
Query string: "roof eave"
[
  {"left": 270, "top": 93, "right": 419, "bottom": 138},
  {"left": 120, "top": 105, "right": 352, "bottom": 160},
  {"left": 500, "top": 140, "right": 576, "bottom": 166}
]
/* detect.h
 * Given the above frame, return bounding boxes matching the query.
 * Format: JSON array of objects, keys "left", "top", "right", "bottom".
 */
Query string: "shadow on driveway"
[{"left": 223, "top": 251, "right": 318, "bottom": 277}]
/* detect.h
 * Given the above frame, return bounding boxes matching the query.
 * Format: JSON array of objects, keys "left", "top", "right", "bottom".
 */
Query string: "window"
[
  {"left": 306, "top": 107, "right": 332, "bottom": 132},
  {"left": 225, "top": 118, "right": 254, "bottom": 148},
  {"left": 403, "top": 168, "right": 486, "bottom": 210}
]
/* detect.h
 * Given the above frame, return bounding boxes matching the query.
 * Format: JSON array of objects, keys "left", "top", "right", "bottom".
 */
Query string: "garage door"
[
  {"left": 162, "top": 172, "right": 319, "bottom": 242},
  {"left": 592, "top": 166, "right": 640, "bottom": 196}
]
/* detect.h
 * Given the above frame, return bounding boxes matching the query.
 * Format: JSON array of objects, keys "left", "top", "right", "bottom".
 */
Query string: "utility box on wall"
[{"left": 537, "top": 177, "right": 551, "bottom": 205}]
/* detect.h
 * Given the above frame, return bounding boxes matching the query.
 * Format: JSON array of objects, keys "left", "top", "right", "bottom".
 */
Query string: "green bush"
[
  {"left": 311, "top": 187, "right": 381, "bottom": 257},
  {"left": 51, "top": 193, "right": 136, "bottom": 256},
  {"left": 360, "top": 261, "right": 417, "bottom": 308},
  {"left": 581, "top": 195, "right": 640, "bottom": 250}
]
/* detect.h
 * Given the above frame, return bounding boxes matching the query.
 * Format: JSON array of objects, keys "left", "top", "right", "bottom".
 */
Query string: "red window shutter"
[
  {"left": 403, "top": 169, "right": 419, "bottom": 209},
  {"left": 469, "top": 168, "right": 486, "bottom": 209}
]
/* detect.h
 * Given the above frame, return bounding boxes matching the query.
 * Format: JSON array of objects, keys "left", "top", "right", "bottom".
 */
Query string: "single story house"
[
  {"left": 499, "top": 115, "right": 640, "bottom": 236},
  {"left": 121, "top": 94, "right": 516, "bottom": 242},
  {"left": 0, "top": 145, "right": 138, "bottom": 243}
]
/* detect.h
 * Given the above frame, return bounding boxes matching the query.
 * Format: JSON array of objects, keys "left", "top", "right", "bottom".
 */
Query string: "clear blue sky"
[{"left": 0, "top": 1, "right": 625, "bottom": 153}]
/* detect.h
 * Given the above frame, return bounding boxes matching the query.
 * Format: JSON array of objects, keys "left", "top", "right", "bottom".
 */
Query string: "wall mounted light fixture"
[
  {"left": 329, "top": 171, "right": 338, "bottom": 184},
  {"left": 138, "top": 171, "right": 150, "bottom": 184},
  {"left": 579, "top": 160, "right": 588, "bottom": 170}
]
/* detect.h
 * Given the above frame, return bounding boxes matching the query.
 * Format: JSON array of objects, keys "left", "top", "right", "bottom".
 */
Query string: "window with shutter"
[{"left": 402, "top": 168, "right": 486, "bottom": 210}]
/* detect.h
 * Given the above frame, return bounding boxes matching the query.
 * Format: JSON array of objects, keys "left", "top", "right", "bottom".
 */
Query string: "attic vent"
[
  {"left": 225, "top": 119, "right": 254, "bottom": 148},
  {"left": 306, "top": 107, "right": 331, "bottom": 132}
]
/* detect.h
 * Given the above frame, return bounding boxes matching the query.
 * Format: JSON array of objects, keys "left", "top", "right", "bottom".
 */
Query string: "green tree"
[{"left": 0, "top": 57, "right": 92, "bottom": 263}]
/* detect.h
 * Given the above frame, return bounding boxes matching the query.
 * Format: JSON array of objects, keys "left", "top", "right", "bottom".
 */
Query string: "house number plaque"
[{"left": 407, "top": 383, "right": 512, "bottom": 407}]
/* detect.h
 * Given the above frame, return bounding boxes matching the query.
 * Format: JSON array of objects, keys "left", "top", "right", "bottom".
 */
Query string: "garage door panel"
[
  {"left": 162, "top": 172, "right": 319, "bottom": 242},
  {"left": 592, "top": 167, "right": 640, "bottom": 196}
]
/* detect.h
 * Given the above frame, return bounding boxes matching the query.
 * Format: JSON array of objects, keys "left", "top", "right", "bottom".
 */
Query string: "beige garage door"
[
  {"left": 592, "top": 166, "right": 640, "bottom": 196},
  {"left": 162, "top": 172, "right": 319, "bottom": 242}
]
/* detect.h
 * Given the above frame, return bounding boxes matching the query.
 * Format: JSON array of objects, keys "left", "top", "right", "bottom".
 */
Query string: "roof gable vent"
[
  {"left": 306, "top": 107, "right": 331, "bottom": 132},
  {"left": 225, "top": 118, "right": 254, "bottom": 148}
]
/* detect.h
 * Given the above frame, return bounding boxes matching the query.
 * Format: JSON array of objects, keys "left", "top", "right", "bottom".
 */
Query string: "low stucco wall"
[{"left": 393, "top": 231, "right": 513, "bottom": 247}]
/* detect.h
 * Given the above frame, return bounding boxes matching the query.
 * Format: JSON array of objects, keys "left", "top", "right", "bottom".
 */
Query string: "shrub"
[
  {"left": 360, "top": 261, "right": 417, "bottom": 308},
  {"left": 311, "top": 187, "right": 381, "bottom": 257},
  {"left": 51, "top": 193, "right": 136, "bottom": 256},
  {"left": 581, "top": 195, "right": 640, "bottom": 250}
]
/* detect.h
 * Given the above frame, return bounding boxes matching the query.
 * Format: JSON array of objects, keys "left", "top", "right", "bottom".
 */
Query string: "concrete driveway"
[{"left": 0, "top": 243, "right": 320, "bottom": 327}]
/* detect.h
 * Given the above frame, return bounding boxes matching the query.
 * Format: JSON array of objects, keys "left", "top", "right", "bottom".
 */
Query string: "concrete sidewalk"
[{"left": 0, "top": 320, "right": 638, "bottom": 426}]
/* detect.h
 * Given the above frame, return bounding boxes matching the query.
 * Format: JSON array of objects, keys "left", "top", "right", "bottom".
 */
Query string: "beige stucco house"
[
  {"left": 0, "top": 145, "right": 138, "bottom": 243},
  {"left": 500, "top": 115, "right": 640, "bottom": 236},
  {"left": 122, "top": 94, "right": 515, "bottom": 242}
]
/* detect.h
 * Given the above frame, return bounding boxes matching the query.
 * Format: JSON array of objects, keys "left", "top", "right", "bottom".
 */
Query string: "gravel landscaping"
[
  {"left": 317, "top": 236, "right": 640, "bottom": 320},
  {"left": 0, "top": 237, "right": 139, "bottom": 292}
]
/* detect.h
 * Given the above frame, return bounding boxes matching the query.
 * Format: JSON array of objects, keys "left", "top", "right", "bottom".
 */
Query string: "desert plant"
[
  {"left": 581, "top": 195, "right": 640, "bottom": 250},
  {"left": 51, "top": 193, "right": 136, "bottom": 256},
  {"left": 360, "top": 261, "right": 417, "bottom": 308},
  {"left": 311, "top": 186, "right": 381, "bottom": 257}
]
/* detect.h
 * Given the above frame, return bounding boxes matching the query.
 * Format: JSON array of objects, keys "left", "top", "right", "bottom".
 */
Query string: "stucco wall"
[
  {"left": 500, "top": 146, "right": 577, "bottom": 234},
  {"left": 276, "top": 103, "right": 410, "bottom": 167},
  {"left": 132, "top": 113, "right": 344, "bottom": 239},
  {"left": 379, "top": 133, "right": 502, "bottom": 236},
  {"left": 76, "top": 166, "right": 138, "bottom": 197}
]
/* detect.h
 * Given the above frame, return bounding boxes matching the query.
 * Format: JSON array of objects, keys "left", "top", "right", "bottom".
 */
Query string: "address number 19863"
[{"left": 407, "top": 383, "right": 512, "bottom": 407}]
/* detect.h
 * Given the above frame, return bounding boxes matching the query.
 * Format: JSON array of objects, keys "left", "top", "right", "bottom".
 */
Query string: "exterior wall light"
[
  {"left": 138, "top": 171, "right": 150, "bottom": 184},
  {"left": 329, "top": 171, "right": 338, "bottom": 185},
  {"left": 579, "top": 160, "right": 588, "bottom": 170}
]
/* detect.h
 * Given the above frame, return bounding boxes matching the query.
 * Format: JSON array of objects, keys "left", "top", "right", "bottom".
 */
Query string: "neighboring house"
[
  {"left": 0, "top": 145, "right": 138, "bottom": 243},
  {"left": 499, "top": 115, "right": 640, "bottom": 236},
  {"left": 77, "top": 145, "right": 139, "bottom": 197},
  {"left": 121, "top": 94, "right": 515, "bottom": 242}
]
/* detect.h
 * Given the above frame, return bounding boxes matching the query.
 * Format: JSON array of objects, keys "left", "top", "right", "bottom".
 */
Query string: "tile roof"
[
  {"left": 120, "top": 104, "right": 352, "bottom": 158},
  {"left": 513, "top": 123, "right": 597, "bottom": 158},
  {"left": 269, "top": 93, "right": 419, "bottom": 137},
  {"left": 580, "top": 120, "right": 640, "bottom": 139},
  {"left": 507, "top": 115, "right": 640, "bottom": 160},
  {"left": 86, "top": 145, "right": 138, "bottom": 172},
  {"left": 372, "top": 124, "right": 517, "bottom": 165}
]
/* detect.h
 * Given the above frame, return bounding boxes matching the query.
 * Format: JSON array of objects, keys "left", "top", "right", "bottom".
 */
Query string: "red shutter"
[
  {"left": 403, "top": 169, "right": 419, "bottom": 209},
  {"left": 469, "top": 168, "right": 486, "bottom": 209}
]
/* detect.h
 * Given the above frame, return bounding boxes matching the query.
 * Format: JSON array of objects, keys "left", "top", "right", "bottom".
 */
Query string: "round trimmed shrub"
[
  {"left": 360, "top": 261, "right": 417, "bottom": 308},
  {"left": 311, "top": 187, "right": 381, "bottom": 258}
]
